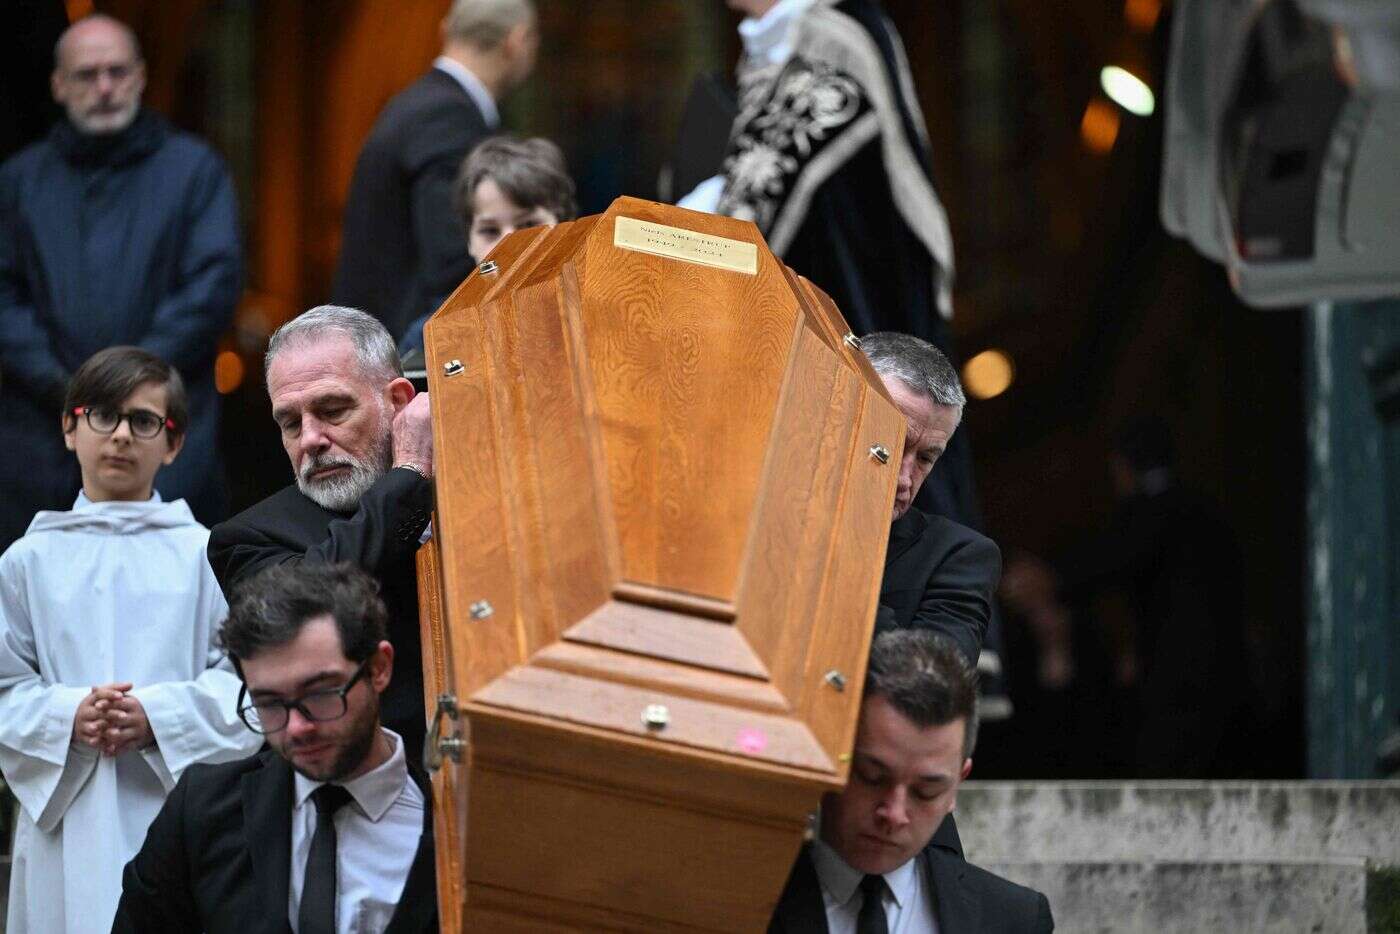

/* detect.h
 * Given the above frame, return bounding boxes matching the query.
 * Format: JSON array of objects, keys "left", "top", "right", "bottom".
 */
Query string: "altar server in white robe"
[{"left": 0, "top": 347, "right": 263, "bottom": 934}]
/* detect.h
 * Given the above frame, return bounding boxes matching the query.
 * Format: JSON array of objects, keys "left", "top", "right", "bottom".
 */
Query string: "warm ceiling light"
[
  {"left": 1080, "top": 98, "right": 1121, "bottom": 154},
  {"left": 962, "top": 349, "right": 1014, "bottom": 401},
  {"left": 1124, "top": 0, "right": 1161, "bottom": 33},
  {"left": 215, "top": 350, "right": 246, "bottom": 395},
  {"left": 1100, "top": 65, "right": 1155, "bottom": 117}
]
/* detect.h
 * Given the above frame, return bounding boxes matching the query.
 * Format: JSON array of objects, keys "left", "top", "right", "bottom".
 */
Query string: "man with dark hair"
[
  {"left": 208, "top": 305, "right": 434, "bottom": 764},
  {"left": 770, "top": 630, "right": 1053, "bottom": 933},
  {"left": 0, "top": 13, "right": 241, "bottom": 550},
  {"left": 113, "top": 561, "right": 438, "bottom": 934},
  {"left": 332, "top": 0, "right": 539, "bottom": 340}
]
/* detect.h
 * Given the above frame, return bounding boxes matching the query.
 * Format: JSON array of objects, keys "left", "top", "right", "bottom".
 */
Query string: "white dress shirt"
[
  {"left": 433, "top": 56, "right": 500, "bottom": 129},
  {"left": 288, "top": 729, "right": 424, "bottom": 934},
  {"left": 809, "top": 838, "right": 940, "bottom": 934}
]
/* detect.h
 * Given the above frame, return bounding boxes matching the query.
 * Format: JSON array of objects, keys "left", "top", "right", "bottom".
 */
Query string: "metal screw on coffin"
[
  {"left": 843, "top": 333, "right": 862, "bottom": 349},
  {"left": 642, "top": 704, "right": 670, "bottom": 730},
  {"left": 443, "top": 359, "right": 464, "bottom": 377},
  {"left": 468, "top": 600, "right": 494, "bottom": 620},
  {"left": 824, "top": 670, "right": 847, "bottom": 692},
  {"left": 478, "top": 260, "right": 499, "bottom": 275},
  {"left": 869, "top": 444, "right": 891, "bottom": 465}
]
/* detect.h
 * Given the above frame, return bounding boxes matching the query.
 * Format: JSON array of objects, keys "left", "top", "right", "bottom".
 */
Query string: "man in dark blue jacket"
[{"left": 0, "top": 13, "right": 240, "bottom": 549}]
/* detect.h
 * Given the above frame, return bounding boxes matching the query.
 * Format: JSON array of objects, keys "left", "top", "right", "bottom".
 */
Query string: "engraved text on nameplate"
[{"left": 613, "top": 216, "right": 758, "bottom": 275}]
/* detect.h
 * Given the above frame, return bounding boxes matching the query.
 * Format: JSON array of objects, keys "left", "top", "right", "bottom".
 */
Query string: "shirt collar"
[
  {"left": 433, "top": 56, "right": 500, "bottom": 128},
  {"left": 737, "top": 0, "right": 817, "bottom": 67},
  {"left": 294, "top": 728, "right": 409, "bottom": 822},
  {"left": 74, "top": 489, "right": 162, "bottom": 508},
  {"left": 809, "top": 838, "right": 919, "bottom": 910}
]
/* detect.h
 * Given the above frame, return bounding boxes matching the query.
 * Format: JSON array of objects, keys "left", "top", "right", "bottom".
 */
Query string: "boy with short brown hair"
[{"left": 0, "top": 346, "right": 263, "bottom": 933}]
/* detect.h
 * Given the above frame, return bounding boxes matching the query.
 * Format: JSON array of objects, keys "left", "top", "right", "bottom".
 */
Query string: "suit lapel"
[
  {"left": 386, "top": 764, "right": 439, "bottom": 933},
  {"left": 241, "top": 755, "right": 296, "bottom": 934},
  {"left": 885, "top": 508, "right": 928, "bottom": 567},
  {"left": 925, "top": 845, "right": 979, "bottom": 933},
  {"left": 769, "top": 846, "right": 830, "bottom": 934}
]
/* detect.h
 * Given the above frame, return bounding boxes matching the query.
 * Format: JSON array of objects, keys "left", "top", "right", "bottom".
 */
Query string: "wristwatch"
[{"left": 393, "top": 462, "right": 430, "bottom": 482}]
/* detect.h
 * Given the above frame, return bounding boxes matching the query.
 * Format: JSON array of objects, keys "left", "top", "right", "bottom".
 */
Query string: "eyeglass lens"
[
  {"left": 244, "top": 692, "right": 348, "bottom": 734},
  {"left": 86, "top": 408, "right": 166, "bottom": 438}
]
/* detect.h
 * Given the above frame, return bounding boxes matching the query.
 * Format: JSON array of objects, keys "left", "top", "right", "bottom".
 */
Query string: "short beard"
[
  {"left": 285, "top": 691, "right": 381, "bottom": 783},
  {"left": 296, "top": 414, "right": 393, "bottom": 512},
  {"left": 70, "top": 100, "right": 140, "bottom": 135}
]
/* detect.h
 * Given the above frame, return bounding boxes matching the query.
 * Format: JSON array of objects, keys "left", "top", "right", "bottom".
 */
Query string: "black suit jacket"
[
  {"left": 769, "top": 841, "right": 1052, "bottom": 934},
  {"left": 331, "top": 67, "right": 491, "bottom": 340},
  {"left": 878, "top": 507, "right": 1001, "bottom": 668},
  {"left": 208, "top": 468, "right": 433, "bottom": 764},
  {"left": 112, "top": 748, "right": 438, "bottom": 934}
]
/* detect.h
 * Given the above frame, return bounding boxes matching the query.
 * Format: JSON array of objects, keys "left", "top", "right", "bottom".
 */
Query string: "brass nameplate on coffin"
[{"left": 613, "top": 216, "right": 758, "bottom": 275}]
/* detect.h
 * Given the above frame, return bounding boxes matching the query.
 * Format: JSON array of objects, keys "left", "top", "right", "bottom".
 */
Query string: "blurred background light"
[
  {"left": 1124, "top": 0, "right": 1163, "bottom": 34},
  {"left": 215, "top": 350, "right": 246, "bottom": 395},
  {"left": 1100, "top": 65, "right": 1156, "bottom": 116},
  {"left": 962, "top": 349, "right": 1015, "bottom": 400},
  {"left": 1080, "top": 98, "right": 1121, "bottom": 153}
]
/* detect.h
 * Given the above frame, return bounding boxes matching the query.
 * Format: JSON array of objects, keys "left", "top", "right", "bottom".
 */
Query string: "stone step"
[
  {"left": 985, "top": 859, "right": 1379, "bottom": 934},
  {"left": 957, "top": 781, "right": 1400, "bottom": 864}
]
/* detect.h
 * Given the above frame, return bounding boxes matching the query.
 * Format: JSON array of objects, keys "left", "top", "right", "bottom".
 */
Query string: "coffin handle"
[{"left": 424, "top": 693, "right": 464, "bottom": 772}]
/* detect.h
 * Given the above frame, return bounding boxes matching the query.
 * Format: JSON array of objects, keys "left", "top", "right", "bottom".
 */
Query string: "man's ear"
[
  {"left": 370, "top": 640, "right": 395, "bottom": 693},
  {"left": 960, "top": 757, "right": 973, "bottom": 781},
  {"left": 62, "top": 412, "right": 77, "bottom": 450},
  {"left": 386, "top": 376, "right": 415, "bottom": 414}
]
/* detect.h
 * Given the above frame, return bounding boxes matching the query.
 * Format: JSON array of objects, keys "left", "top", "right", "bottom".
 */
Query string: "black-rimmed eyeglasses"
[
  {"left": 72, "top": 405, "right": 176, "bottom": 439},
  {"left": 236, "top": 659, "right": 371, "bottom": 735}
]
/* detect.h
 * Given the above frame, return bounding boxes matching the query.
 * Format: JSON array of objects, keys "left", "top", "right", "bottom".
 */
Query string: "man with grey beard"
[{"left": 208, "top": 306, "right": 434, "bottom": 763}]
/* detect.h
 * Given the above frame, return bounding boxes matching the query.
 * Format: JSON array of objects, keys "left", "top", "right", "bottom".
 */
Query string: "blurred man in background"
[
  {"left": 0, "top": 12, "right": 240, "bottom": 550},
  {"left": 332, "top": 0, "right": 539, "bottom": 342}
]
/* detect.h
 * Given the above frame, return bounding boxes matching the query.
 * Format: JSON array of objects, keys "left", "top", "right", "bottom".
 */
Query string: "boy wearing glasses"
[
  {"left": 114, "top": 561, "right": 437, "bottom": 934},
  {"left": 0, "top": 346, "right": 262, "bottom": 934}
]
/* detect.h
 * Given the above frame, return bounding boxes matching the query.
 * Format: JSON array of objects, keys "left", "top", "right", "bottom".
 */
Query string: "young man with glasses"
[
  {"left": 114, "top": 561, "right": 437, "bottom": 934},
  {"left": 0, "top": 346, "right": 262, "bottom": 933}
]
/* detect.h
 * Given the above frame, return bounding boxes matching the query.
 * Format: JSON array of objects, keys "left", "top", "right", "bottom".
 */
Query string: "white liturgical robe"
[{"left": 0, "top": 494, "right": 264, "bottom": 934}]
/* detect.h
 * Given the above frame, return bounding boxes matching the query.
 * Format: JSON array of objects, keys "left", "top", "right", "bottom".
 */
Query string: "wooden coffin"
[{"left": 417, "top": 196, "right": 903, "bottom": 932}]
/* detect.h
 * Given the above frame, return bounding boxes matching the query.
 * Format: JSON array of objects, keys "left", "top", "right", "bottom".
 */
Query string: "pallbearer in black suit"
[
  {"left": 769, "top": 630, "right": 1052, "bottom": 934},
  {"left": 331, "top": 0, "right": 540, "bottom": 341},
  {"left": 860, "top": 332, "right": 1001, "bottom": 669},
  {"left": 208, "top": 306, "right": 433, "bottom": 763},
  {"left": 114, "top": 562, "right": 437, "bottom": 934}
]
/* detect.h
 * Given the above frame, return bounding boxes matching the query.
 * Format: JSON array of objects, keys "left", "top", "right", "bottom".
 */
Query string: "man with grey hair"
[
  {"left": 332, "top": 0, "right": 539, "bottom": 341},
  {"left": 0, "top": 12, "right": 241, "bottom": 550},
  {"left": 208, "top": 306, "right": 434, "bottom": 763},
  {"left": 861, "top": 331, "right": 1000, "bottom": 669}
]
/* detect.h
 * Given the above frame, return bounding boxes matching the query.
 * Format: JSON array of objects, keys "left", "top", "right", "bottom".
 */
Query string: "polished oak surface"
[{"left": 418, "top": 197, "right": 901, "bottom": 931}]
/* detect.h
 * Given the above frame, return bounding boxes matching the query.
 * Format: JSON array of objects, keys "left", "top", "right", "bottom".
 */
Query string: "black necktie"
[
  {"left": 857, "top": 873, "right": 890, "bottom": 934},
  {"left": 300, "top": 784, "right": 353, "bottom": 934}
]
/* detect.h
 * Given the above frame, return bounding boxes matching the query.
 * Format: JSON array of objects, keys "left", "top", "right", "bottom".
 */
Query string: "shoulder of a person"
[
  {"left": 923, "top": 511, "right": 997, "bottom": 552},
  {"left": 949, "top": 854, "right": 1052, "bottom": 918},
  {"left": 377, "top": 68, "right": 472, "bottom": 128},
  {"left": 0, "top": 134, "right": 60, "bottom": 185},
  {"left": 213, "top": 483, "right": 318, "bottom": 535},
  {"left": 153, "top": 125, "right": 229, "bottom": 173},
  {"left": 177, "top": 747, "right": 278, "bottom": 802}
]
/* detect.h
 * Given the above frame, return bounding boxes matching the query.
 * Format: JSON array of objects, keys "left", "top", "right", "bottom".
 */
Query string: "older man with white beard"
[{"left": 208, "top": 306, "right": 434, "bottom": 763}]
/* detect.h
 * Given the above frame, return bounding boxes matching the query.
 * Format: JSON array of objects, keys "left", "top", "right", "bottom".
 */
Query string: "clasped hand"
[{"left": 71, "top": 682, "right": 154, "bottom": 757}]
